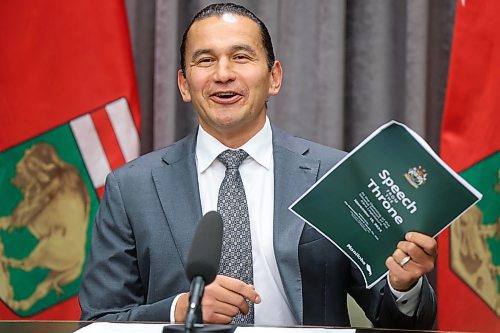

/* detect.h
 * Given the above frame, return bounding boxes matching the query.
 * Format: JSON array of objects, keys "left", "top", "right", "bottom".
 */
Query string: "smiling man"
[
  {"left": 79, "top": 3, "right": 437, "bottom": 329},
  {"left": 177, "top": 10, "right": 282, "bottom": 149}
]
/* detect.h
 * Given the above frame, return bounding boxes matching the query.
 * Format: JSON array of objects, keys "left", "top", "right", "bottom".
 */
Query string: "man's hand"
[
  {"left": 174, "top": 275, "right": 261, "bottom": 324},
  {"left": 385, "top": 232, "right": 437, "bottom": 291}
]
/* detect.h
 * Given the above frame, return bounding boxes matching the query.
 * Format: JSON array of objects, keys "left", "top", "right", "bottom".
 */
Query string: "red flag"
[
  {"left": 438, "top": 1, "right": 500, "bottom": 332},
  {"left": 0, "top": 1, "right": 140, "bottom": 319}
]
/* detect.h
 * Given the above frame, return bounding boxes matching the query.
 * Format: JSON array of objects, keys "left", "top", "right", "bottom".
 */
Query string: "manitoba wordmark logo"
[
  {"left": 346, "top": 244, "right": 372, "bottom": 276},
  {"left": 404, "top": 166, "right": 428, "bottom": 189}
]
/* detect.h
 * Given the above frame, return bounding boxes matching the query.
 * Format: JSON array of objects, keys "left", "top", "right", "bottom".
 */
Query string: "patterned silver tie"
[{"left": 217, "top": 149, "right": 254, "bottom": 324}]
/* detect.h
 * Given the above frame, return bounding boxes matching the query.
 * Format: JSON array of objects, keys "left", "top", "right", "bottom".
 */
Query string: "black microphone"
[
  {"left": 184, "top": 211, "right": 223, "bottom": 331},
  {"left": 164, "top": 211, "right": 234, "bottom": 333}
]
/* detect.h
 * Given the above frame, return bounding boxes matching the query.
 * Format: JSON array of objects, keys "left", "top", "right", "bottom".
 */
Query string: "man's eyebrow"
[
  {"left": 190, "top": 45, "right": 258, "bottom": 62},
  {"left": 231, "top": 44, "right": 257, "bottom": 57}
]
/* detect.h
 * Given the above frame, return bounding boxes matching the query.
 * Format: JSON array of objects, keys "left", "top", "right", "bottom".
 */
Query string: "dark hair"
[{"left": 180, "top": 2, "right": 275, "bottom": 76}]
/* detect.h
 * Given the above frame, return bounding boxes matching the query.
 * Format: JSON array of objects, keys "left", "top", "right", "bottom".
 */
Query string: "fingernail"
[
  {"left": 405, "top": 232, "right": 412, "bottom": 241},
  {"left": 255, "top": 295, "right": 261, "bottom": 303}
]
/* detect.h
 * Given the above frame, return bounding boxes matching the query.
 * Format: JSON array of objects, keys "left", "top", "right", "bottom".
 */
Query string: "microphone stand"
[
  {"left": 185, "top": 276, "right": 204, "bottom": 332},
  {"left": 164, "top": 211, "right": 233, "bottom": 333},
  {"left": 163, "top": 277, "right": 234, "bottom": 333}
]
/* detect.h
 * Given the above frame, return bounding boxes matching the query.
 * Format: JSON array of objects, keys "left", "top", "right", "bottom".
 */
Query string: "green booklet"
[{"left": 289, "top": 121, "right": 482, "bottom": 288}]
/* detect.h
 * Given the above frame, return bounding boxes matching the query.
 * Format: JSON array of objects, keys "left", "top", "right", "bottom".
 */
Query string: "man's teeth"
[{"left": 215, "top": 92, "right": 236, "bottom": 98}]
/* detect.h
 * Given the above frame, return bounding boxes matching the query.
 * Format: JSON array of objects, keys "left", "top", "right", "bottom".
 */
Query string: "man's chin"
[{"left": 209, "top": 112, "right": 244, "bottom": 128}]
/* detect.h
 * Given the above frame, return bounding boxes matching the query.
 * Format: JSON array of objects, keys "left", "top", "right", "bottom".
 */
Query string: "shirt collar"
[{"left": 196, "top": 116, "right": 273, "bottom": 173}]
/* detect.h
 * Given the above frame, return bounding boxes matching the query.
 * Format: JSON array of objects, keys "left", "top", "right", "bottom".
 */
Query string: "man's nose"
[{"left": 213, "top": 59, "right": 236, "bottom": 83}]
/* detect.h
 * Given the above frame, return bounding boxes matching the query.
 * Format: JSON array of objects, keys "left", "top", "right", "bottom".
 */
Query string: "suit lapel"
[
  {"left": 150, "top": 126, "right": 321, "bottom": 323},
  {"left": 272, "top": 127, "right": 320, "bottom": 324},
  {"left": 152, "top": 131, "right": 203, "bottom": 268}
]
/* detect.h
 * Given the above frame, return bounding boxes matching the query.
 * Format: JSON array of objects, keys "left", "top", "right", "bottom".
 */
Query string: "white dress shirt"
[
  {"left": 171, "top": 116, "right": 421, "bottom": 323},
  {"left": 195, "top": 117, "right": 296, "bottom": 325}
]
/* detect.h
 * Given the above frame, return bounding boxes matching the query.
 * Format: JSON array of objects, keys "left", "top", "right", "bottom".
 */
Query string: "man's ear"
[
  {"left": 268, "top": 61, "right": 283, "bottom": 96},
  {"left": 177, "top": 69, "right": 192, "bottom": 102}
]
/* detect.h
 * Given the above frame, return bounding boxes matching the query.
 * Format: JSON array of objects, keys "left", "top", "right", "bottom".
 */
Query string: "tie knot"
[{"left": 217, "top": 149, "right": 248, "bottom": 169}]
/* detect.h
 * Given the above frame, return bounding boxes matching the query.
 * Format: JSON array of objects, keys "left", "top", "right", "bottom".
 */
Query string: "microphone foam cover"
[{"left": 185, "top": 211, "right": 223, "bottom": 284}]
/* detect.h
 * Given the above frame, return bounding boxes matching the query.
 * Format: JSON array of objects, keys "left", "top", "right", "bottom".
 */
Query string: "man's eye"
[
  {"left": 234, "top": 54, "right": 250, "bottom": 61},
  {"left": 196, "top": 58, "right": 214, "bottom": 66}
]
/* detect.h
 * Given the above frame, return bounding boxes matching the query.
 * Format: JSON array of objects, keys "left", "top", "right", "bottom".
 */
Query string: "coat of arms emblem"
[{"left": 404, "top": 166, "right": 428, "bottom": 188}]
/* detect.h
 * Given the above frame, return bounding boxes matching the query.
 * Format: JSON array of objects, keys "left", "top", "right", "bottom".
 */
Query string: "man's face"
[{"left": 178, "top": 14, "right": 282, "bottom": 147}]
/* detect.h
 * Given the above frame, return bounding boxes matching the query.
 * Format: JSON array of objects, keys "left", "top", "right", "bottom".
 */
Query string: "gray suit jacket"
[{"left": 79, "top": 126, "right": 436, "bottom": 329}]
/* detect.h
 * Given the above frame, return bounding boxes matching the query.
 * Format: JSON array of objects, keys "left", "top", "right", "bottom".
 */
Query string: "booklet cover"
[{"left": 289, "top": 121, "right": 482, "bottom": 288}]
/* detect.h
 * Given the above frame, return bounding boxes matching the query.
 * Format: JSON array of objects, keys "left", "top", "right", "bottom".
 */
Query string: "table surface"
[{"left": 0, "top": 321, "right": 462, "bottom": 333}]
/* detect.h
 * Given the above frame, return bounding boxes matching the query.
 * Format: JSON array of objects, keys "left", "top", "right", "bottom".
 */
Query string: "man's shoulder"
[
  {"left": 122, "top": 146, "right": 169, "bottom": 169},
  {"left": 272, "top": 126, "right": 347, "bottom": 177},
  {"left": 112, "top": 132, "right": 196, "bottom": 178},
  {"left": 296, "top": 136, "right": 345, "bottom": 157},
  {"left": 272, "top": 126, "right": 346, "bottom": 159}
]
